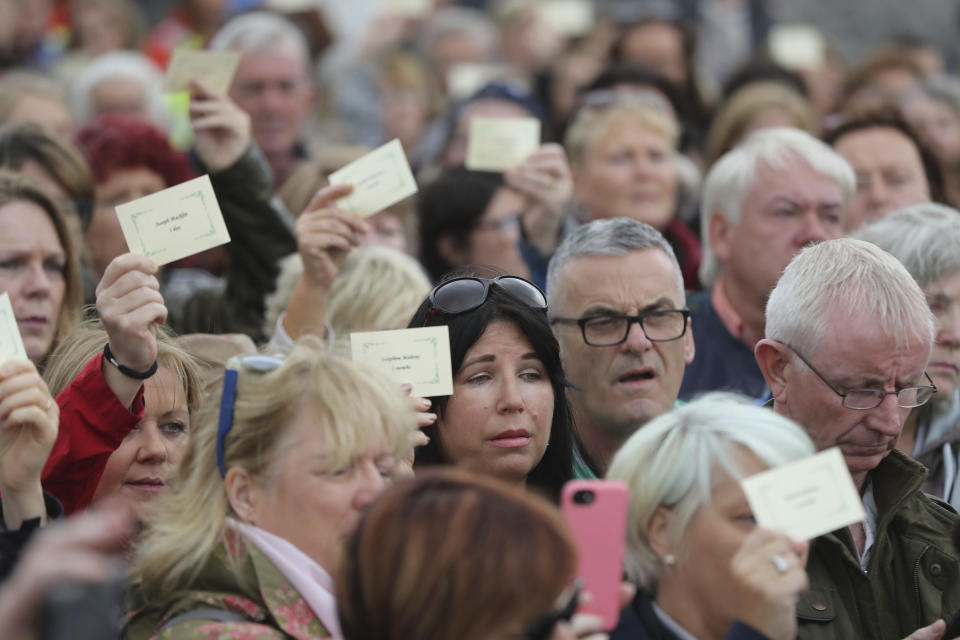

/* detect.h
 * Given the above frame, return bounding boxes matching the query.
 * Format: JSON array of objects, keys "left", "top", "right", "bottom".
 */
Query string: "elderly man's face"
[
  {"left": 771, "top": 312, "right": 931, "bottom": 486},
  {"left": 833, "top": 127, "right": 930, "bottom": 232},
  {"left": 553, "top": 249, "right": 694, "bottom": 435},
  {"left": 230, "top": 49, "right": 314, "bottom": 162},
  {"left": 712, "top": 160, "right": 845, "bottom": 304}
]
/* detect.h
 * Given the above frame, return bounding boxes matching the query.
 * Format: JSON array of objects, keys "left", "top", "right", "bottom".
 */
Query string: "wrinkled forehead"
[{"left": 555, "top": 249, "right": 684, "bottom": 314}]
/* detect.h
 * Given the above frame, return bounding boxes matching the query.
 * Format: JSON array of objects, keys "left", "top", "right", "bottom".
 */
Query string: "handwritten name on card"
[
  {"left": 328, "top": 139, "right": 418, "bottom": 217},
  {"left": 115, "top": 175, "right": 231, "bottom": 266},
  {"left": 741, "top": 447, "right": 866, "bottom": 542},
  {"left": 350, "top": 326, "right": 453, "bottom": 397}
]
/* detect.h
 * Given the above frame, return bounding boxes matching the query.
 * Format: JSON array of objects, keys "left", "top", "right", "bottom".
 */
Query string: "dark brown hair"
[{"left": 338, "top": 469, "right": 578, "bottom": 640}]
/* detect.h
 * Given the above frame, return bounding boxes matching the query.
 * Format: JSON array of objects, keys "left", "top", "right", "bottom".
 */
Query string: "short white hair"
[
  {"left": 70, "top": 51, "right": 168, "bottom": 129},
  {"left": 209, "top": 10, "right": 309, "bottom": 63},
  {"left": 607, "top": 393, "right": 815, "bottom": 593},
  {"left": 546, "top": 218, "right": 684, "bottom": 314},
  {"left": 766, "top": 238, "right": 935, "bottom": 355},
  {"left": 699, "top": 127, "right": 856, "bottom": 286},
  {"left": 852, "top": 203, "right": 960, "bottom": 289}
]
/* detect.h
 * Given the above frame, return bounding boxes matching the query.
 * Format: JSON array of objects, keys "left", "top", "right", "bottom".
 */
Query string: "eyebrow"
[
  {"left": 461, "top": 354, "right": 496, "bottom": 369},
  {"left": 581, "top": 297, "right": 676, "bottom": 316}
]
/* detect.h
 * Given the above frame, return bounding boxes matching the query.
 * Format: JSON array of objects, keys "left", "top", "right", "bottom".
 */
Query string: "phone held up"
[{"left": 560, "top": 479, "right": 629, "bottom": 630}]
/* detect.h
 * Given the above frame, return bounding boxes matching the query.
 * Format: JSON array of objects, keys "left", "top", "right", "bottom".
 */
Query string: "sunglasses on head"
[
  {"left": 216, "top": 354, "right": 285, "bottom": 478},
  {"left": 427, "top": 276, "right": 547, "bottom": 319}
]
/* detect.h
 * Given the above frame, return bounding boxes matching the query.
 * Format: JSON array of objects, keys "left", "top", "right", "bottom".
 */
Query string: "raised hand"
[
  {"left": 0, "top": 359, "right": 58, "bottom": 529},
  {"left": 95, "top": 253, "right": 167, "bottom": 407},
  {"left": 189, "top": 80, "right": 252, "bottom": 173},
  {"left": 505, "top": 143, "right": 574, "bottom": 255}
]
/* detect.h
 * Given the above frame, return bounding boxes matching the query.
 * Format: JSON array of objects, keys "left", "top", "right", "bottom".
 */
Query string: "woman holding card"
[
  {"left": 607, "top": 395, "right": 815, "bottom": 640},
  {"left": 0, "top": 170, "right": 81, "bottom": 367},
  {"left": 407, "top": 267, "right": 574, "bottom": 502},
  {"left": 125, "top": 339, "right": 417, "bottom": 639}
]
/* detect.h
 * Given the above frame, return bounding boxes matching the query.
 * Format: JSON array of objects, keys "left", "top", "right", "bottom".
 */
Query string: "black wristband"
[{"left": 103, "top": 343, "right": 158, "bottom": 380}]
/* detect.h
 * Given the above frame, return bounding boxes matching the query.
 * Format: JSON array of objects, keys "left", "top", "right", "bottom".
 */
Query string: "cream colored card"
[
  {"left": 379, "top": 0, "right": 432, "bottom": 17},
  {"left": 539, "top": 0, "right": 595, "bottom": 36},
  {"left": 0, "top": 293, "right": 27, "bottom": 365},
  {"left": 466, "top": 117, "right": 541, "bottom": 172},
  {"left": 350, "top": 326, "right": 453, "bottom": 397},
  {"left": 446, "top": 63, "right": 513, "bottom": 100},
  {"left": 164, "top": 48, "right": 241, "bottom": 94},
  {"left": 741, "top": 447, "right": 866, "bottom": 542},
  {"left": 768, "top": 24, "right": 825, "bottom": 71},
  {"left": 328, "top": 139, "right": 418, "bottom": 217},
  {"left": 115, "top": 175, "right": 231, "bottom": 266}
]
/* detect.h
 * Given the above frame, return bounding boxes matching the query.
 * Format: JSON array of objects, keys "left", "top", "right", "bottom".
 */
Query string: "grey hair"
[
  {"left": 852, "top": 203, "right": 960, "bottom": 289},
  {"left": 607, "top": 393, "right": 815, "bottom": 593},
  {"left": 416, "top": 7, "right": 501, "bottom": 61},
  {"left": 904, "top": 74, "right": 960, "bottom": 118},
  {"left": 70, "top": 51, "right": 168, "bottom": 129},
  {"left": 209, "top": 10, "right": 309, "bottom": 62},
  {"left": 546, "top": 218, "right": 684, "bottom": 313},
  {"left": 766, "top": 238, "right": 935, "bottom": 356},
  {"left": 699, "top": 127, "right": 856, "bottom": 286}
]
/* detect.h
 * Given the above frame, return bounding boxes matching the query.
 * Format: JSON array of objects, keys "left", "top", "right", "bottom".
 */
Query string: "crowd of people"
[{"left": 3, "top": 0, "right": 960, "bottom": 638}]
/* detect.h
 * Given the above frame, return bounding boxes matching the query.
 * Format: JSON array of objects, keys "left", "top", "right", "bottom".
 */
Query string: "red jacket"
[{"left": 41, "top": 353, "right": 144, "bottom": 515}]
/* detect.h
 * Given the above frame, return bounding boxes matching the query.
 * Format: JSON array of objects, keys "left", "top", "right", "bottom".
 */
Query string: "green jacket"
[
  {"left": 125, "top": 536, "right": 331, "bottom": 640},
  {"left": 797, "top": 449, "right": 960, "bottom": 639}
]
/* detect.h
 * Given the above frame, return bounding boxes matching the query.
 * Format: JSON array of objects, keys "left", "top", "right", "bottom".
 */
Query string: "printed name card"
[
  {"left": 115, "top": 175, "right": 231, "bottom": 266},
  {"left": 741, "top": 447, "right": 866, "bottom": 542},
  {"left": 328, "top": 139, "right": 418, "bottom": 217},
  {"left": 350, "top": 326, "right": 453, "bottom": 397},
  {"left": 465, "top": 117, "right": 541, "bottom": 172},
  {"left": 0, "top": 293, "right": 27, "bottom": 365},
  {"left": 164, "top": 48, "right": 242, "bottom": 94},
  {"left": 446, "top": 63, "right": 514, "bottom": 100}
]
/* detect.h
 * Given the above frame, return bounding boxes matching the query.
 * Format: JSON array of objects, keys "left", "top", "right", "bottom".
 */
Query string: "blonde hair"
[
  {"left": 564, "top": 101, "right": 679, "bottom": 169},
  {"left": 131, "top": 338, "right": 416, "bottom": 599},
  {"left": 704, "top": 82, "right": 819, "bottom": 168},
  {"left": 43, "top": 319, "right": 202, "bottom": 415},
  {"left": 263, "top": 246, "right": 431, "bottom": 342}
]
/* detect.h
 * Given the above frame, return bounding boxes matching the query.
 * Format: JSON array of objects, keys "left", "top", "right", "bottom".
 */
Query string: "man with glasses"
[
  {"left": 755, "top": 238, "right": 960, "bottom": 640},
  {"left": 547, "top": 218, "right": 694, "bottom": 478}
]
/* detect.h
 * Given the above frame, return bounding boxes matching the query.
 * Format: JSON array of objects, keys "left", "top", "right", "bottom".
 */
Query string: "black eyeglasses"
[
  {"left": 427, "top": 276, "right": 547, "bottom": 318},
  {"left": 523, "top": 580, "right": 581, "bottom": 640},
  {"left": 786, "top": 345, "right": 937, "bottom": 410},
  {"left": 216, "top": 354, "right": 284, "bottom": 478},
  {"left": 550, "top": 309, "right": 690, "bottom": 347}
]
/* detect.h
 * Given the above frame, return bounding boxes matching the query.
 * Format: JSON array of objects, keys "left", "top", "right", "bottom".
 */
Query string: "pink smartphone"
[{"left": 560, "top": 479, "right": 629, "bottom": 630}]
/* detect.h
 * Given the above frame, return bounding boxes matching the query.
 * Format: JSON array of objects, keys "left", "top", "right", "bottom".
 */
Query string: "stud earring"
[{"left": 664, "top": 553, "right": 676, "bottom": 567}]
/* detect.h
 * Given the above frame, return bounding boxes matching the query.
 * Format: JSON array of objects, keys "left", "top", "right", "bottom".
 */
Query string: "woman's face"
[
  {"left": 88, "top": 166, "right": 166, "bottom": 277},
  {"left": 0, "top": 200, "right": 66, "bottom": 362},
  {"left": 91, "top": 366, "right": 190, "bottom": 517},
  {"left": 656, "top": 449, "right": 766, "bottom": 637},
  {"left": 466, "top": 187, "right": 530, "bottom": 279},
  {"left": 574, "top": 120, "right": 678, "bottom": 231},
  {"left": 925, "top": 269, "right": 960, "bottom": 399},
  {"left": 247, "top": 405, "right": 398, "bottom": 571},
  {"left": 904, "top": 94, "right": 960, "bottom": 164},
  {"left": 437, "top": 320, "right": 554, "bottom": 485}
]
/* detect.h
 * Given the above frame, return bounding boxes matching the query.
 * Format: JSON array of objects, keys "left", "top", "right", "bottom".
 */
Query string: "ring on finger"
[{"left": 770, "top": 553, "right": 789, "bottom": 573}]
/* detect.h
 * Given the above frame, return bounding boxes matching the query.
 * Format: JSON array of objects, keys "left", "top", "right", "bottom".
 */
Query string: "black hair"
[
  {"left": 721, "top": 58, "right": 809, "bottom": 101},
  {"left": 417, "top": 167, "right": 504, "bottom": 282},
  {"left": 824, "top": 113, "right": 947, "bottom": 205},
  {"left": 408, "top": 270, "right": 574, "bottom": 502}
]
